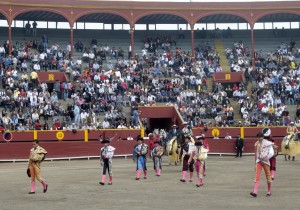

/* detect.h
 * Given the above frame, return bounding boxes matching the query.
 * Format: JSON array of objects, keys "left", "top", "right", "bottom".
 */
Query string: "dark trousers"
[
  {"left": 102, "top": 159, "right": 112, "bottom": 176},
  {"left": 182, "top": 155, "right": 194, "bottom": 172},
  {"left": 236, "top": 147, "right": 243, "bottom": 157}
]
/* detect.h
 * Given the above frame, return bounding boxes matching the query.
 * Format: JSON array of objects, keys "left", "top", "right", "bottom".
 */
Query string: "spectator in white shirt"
[
  {"left": 225, "top": 133, "right": 232, "bottom": 139},
  {"left": 80, "top": 110, "right": 88, "bottom": 124},
  {"left": 0, "top": 46, "right": 5, "bottom": 56},
  {"left": 102, "top": 119, "right": 110, "bottom": 129},
  {"left": 21, "top": 61, "right": 28, "bottom": 72},
  {"left": 31, "top": 111, "right": 39, "bottom": 123}
]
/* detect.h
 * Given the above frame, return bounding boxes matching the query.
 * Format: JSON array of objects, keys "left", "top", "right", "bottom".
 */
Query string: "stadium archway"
[
  {"left": 12, "top": 10, "right": 71, "bottom": 58},
  {"left": 254, "top": 12, "right": 300, "bottom": 38},
  {"left": 73, "top": 12, "right": 131, "bottom": 61},
  {"left": 195, "top": 13, "right": 254, "bottom": 66},
  {"left": 134, "top": 13, "right": 192, "bottom": 56},
  {"left": 252, "top": 12, "right": 300, "bottom": 66}
]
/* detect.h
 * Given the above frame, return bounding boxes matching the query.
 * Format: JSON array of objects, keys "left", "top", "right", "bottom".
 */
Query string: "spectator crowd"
[{"left": 0, "top": 30, "right": 300, "bottom": 132}]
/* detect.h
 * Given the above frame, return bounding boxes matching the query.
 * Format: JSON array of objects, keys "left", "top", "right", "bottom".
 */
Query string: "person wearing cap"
[
  {"left": 182, "top": 122, "right": 193, "bottom": 137},
  {"left": 99, "top": 139, "right": 116, "bottom": 185},
  {"left": 283, "top": 122, "right": 298, "bottom": 161},
  {"left": 27, "top": 140, "right": 48, "bottom": 194},
  {"left": 189, "top": 141, "right": 208, "bottom": 187},
  {"left": 169, "top": 125, "right": 179, "bottom": 137},
  {"left": 133, "top": 137, "right": 148, "bottom": 180},
  {"left": 250, "top": 130, "right": 274, "bottom": 197},
  {"left": 286, "top": 121, "right": 298, "bottom": 142},
  {"left": 151, "top": 140, "right": 164, "bottom": 176},
  {"left": 179, "top": 136, "right": 195, "bottom": 182},
  {"left": 168, "top": 124, "right": 179, "bottom": 153}
]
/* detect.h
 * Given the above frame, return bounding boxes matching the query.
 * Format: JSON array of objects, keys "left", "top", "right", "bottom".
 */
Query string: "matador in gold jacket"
[{"left": 28, "top": 140, "right": 48, "bottom": 194}]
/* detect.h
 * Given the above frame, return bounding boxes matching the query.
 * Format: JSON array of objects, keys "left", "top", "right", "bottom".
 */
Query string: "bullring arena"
[
  {"left": 1, "top": 157, "right": 300, "bottom": 210},
  {"left": 1, "top": 0, "right": 300, "bottom": 209}
]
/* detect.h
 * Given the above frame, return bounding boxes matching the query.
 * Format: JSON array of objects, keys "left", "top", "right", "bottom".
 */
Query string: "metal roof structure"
[{"left": 2, "top": 11, "right": 298, "bottom": 24}]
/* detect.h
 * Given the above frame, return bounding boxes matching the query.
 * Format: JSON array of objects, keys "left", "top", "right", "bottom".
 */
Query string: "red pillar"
[
  {"left": 191, "top": 25, "right": 195, "bottom": 58},
  {"left": 130, "top": 27, "right": 134, "bottom": 60},
  {"left": 70, "top": 26, "right": 74, "bottom": 59},
  {"left": 8, "top": 23, "right": 12, "bottom": 57},
  {"left": 250, "top": 27, "right": 255, "bottom": 67}
]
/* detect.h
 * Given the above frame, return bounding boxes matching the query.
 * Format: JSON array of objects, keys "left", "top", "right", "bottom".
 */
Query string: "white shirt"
[
  {"left": 89, "top": 53, "right": 95, "bottom": 59},
  {"left": 0, "top": 47, "right": 5, "bottom": 53},
  {"left": 39, "top": 53, "right": 45, "bottom": 60},
  {"left": 81, "top": 112, "right": 88, "bottom": 119},
  {"left": 100, "top": 145, "right": 116, "bottom": 160},
  {"left": 102, "top": 121, "right": 110, "bottom": 128}
]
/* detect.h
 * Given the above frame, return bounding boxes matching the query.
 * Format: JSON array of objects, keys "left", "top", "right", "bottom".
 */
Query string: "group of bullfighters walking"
[{"left": 27, "top": 126, "right": 280, "bottom": 197}]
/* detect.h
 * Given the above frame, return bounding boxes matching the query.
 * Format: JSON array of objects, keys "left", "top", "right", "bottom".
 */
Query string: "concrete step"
[
  {"left": 286, "top": 105, "right": 297, "bottom": 120},
  {"left": 215, "top": 39, "right": 230, "bottom": 72},
  {"left": 228, "top": 98, "right": 242, "bottom": 120},
  {"left": 206, "top": 78, "right": 213, "bottom": 92}
]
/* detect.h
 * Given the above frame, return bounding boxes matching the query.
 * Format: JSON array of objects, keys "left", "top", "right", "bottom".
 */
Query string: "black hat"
[
  {"left": 137, "top": 137, "right": 144, "bottom": 141},
  {"left": 195, "top": 142, "right": 203, "bottom": 146},
  {"left": 257, "top": 132, "right": 264, "bottom": 138},
  {"left": 101, "top": 140, "right": 110, "bottom": 144},
  {"left": 197, "top": 136, "right": 204, "bottom": 140}
]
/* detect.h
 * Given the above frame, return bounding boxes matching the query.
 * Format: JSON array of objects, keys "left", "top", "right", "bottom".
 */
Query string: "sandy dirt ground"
[{"left": 0, "top": 155, "right": 300, "bottom": 210}]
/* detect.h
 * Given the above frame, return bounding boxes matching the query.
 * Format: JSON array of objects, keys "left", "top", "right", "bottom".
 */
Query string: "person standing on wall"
[
  {"left": 25, "top": 21, "right": 31, "bottom": 36},
  {"left": 235, "top": 134, "right": 244, "bottom": 158},
  {"left": 32, "top": 21, "right": 37, "bottom": 37},
  {"left": 128, "top": 43, "right": 132, "bottom": 59},
  {"left": 27, "top": 140, "right": 48, "bottom": 194}
]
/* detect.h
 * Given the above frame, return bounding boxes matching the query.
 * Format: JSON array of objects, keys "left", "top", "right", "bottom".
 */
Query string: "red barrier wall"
[
  {"left": 0, "top": 138, "right": 282, "bottom": 160},
  {"left": 0, "top": 140, "right": 140, "bottom": 159},
  {"left": 193, "top": 127, "right": 288, "bottom": 138},
  {"left": 6, "top": 130, "right": 141, "bottom": 142},
  {"left": 0, "top": 127, "right": 286, "bottom": 160}
]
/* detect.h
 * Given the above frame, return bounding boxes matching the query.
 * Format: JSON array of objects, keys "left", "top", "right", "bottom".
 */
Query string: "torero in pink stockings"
[
  {"left": 179, "top": 136, "right": 194, "bottom": 182},
  {"left": 250, "top": 130, "right": 274, "bottom": 197},
  {"left": 189, "top": 141, "right": 208, "bottom": 187},
  {"left": 99, "top": 139, "right": 116, "bottom": 185},
  {"left": 28, "top": 140, "right": 48, "bottom": 194}
]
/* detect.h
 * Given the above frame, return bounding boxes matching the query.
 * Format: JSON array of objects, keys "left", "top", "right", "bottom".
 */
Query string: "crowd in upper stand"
[
  {"left": 224, "top": 38, "right": 300, "bottom": 127},
  {"left": 0, "top": 29, "right": 299, "bottom": 132}
]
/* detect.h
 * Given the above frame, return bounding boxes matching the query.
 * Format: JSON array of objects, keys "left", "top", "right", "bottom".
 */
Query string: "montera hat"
[
  {"left": 137, "top": 137, "right": 144, "bottom": 141},
  {"left": 101, "top": 139, "right": 110, "bottom": 144},
  {"left": 195, "top": 142, "right": 203, "bottom": 146}
]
